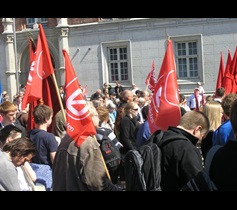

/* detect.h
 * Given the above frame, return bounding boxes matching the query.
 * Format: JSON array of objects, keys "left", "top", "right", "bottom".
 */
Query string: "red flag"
[
  {"left": 145, "top": 60, "right": 156, "bottom": 92},
  {"left": 22, "top": 24, "right": 61, "bottom": 131},
  {"left": 22, "top": 24, "right": 55, "bottom": 110},
  {"left": 215, "top": 52, "right": 225, "bottom": 94},
  {"left": 148, "top": 40, "right": 181, "bottom": 133},
  {"left": 231, "top": 47, "right": 237, "bottom": 93},
  {"left": 222, "top": 49, "right": 234, "bottom": 95},
  {"left": 62, "top": 49, "right": 96, "bottom": 147}
]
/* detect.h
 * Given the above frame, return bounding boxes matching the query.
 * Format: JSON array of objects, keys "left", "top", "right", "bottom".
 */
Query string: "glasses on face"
[{"left": 133, "top": 108, "right": 138, "bottom": 111}]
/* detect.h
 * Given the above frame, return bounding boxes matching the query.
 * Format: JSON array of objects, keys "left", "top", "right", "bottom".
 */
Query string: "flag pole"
[
  {"left": 51, "top": 73, "right": 66, "bottom": 122},
  {"left": 93, "top": 136, "right": 111, "bottom": 181}
]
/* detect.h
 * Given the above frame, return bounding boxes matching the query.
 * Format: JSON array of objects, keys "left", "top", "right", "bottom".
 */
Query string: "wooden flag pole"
[
  {"left": 93, "top": 136, "right": 111, "bottom": 181},
  {"left": 51, "top": 73, "right": 66, "bottom": 122}
]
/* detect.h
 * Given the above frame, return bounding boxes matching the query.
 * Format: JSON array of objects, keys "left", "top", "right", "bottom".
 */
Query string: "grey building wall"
[{"left": 1, "top": 18, "right": 237, "bottom": 100}]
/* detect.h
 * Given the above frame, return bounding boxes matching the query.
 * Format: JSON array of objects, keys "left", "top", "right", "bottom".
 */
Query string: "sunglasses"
[{"left": 133, "top": 108, "right": 138, "bottom": 111}]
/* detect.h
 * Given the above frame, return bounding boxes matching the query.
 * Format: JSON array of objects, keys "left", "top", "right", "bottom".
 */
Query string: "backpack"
[
  {"left": 124, "top": 129, "right": 164, "bottom": 191},
  {"left": 181, "top": 145, "right": 222, "bottom": 191},
  {"left": 97, "top": 129, "right": 122, "bottom": 170}
]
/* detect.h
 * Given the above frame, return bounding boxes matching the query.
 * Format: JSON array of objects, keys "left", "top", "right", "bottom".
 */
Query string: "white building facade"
[{"left": 0, "top": 18, "right": 236, "bottom": 100}]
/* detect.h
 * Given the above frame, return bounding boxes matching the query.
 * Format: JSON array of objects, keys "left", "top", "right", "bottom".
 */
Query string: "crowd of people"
[{"left": 0, "top": 80, "right": 237, "bottom": 191}]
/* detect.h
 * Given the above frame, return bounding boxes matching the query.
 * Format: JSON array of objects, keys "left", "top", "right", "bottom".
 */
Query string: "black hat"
[
  {"left": 0, "top": 124, "right": 22, "bottom": 142},
  {"left": 109, "top": 91, "right": 116, "bottom": 95}
]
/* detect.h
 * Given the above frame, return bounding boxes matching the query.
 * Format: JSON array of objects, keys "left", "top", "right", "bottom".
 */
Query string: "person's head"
[
  {"left": 107, "top": 102, "right": 116, "bottom": 113},
  {"left": 132, "top": 83, "right": 137, "bottom": 89},
  {"left": 230, "top": 99, "right": 237, "bottom": 137},
  {"left": 96, "top": 89, "right": 102, "bottom": 95},
  {"left": 124, "top": 101, "right": 139, "bottom": 119},
  {"left": 221, "top": 93, "right": 237, "bottom": 119},
  {"left": 197, "top": 82, "right": 201, "bottom": 87},
  {"left": 122, "top": 89, "right": 134, "bottom": 103},
  {"left": 96, "top": 105, "right": 109, "bottom": 124},
  {"left": 0, "top": 101, "right": 18, "bottom": 125},
  {"left": 0, "top": 124, "right": 22, "bottom": 148},
  {"left": 141, "top": 105, "right": 149, "bottom": 121},
  {"left": 140, "top": 91, "right": 150, "bottom": 103},
  {"left": 194, "top": 88, "right": 200, "bottom": 95},
  {"left": 179, "top": 94, "right": 186, "bottom": 104},
  {"left": 2, "top": 137, "right": 36, "bottom": 167},
  {"left": 87, "top": 101, "right": 100, "bottom": 128},
  {"left": 205, "top": 95, "right": 214, "bottom": 103},
  {"left": 178, "top": 110, "right": 210, "bottom": 143},
  {"left": 202, "top": 101, "right": 223, "bottom": 131},
  {"left": 215, "top": 87, "right": 225, "bottom": 98},
  {"left": 33, "top": 104, "right": 53, "bottom": 126}
]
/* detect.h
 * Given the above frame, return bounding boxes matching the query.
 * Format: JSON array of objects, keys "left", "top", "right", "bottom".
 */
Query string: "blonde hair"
[
  {"left": 124, "top": 101, "right": 138, "bottom": 115},
  {"left": 96, "top": 106, "right": 109, "bottom": 123},
  {"left": 0, "top": 101, "right": 17, "bottom": 114},
  {"left": 202, "top": 101, "right": 223, "bottom": 131}
]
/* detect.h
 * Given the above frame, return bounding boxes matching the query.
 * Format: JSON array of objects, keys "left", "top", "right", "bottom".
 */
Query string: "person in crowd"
[
  {"left": 28, "top": 104, "right": 59, "bottom": 190},
  {"left": 52, "top": 101, "right": 122, "bottom": 191},
  {"left": 136, "top": 105, "right": 151, "bottom": 148},
  {"left": 119, "top": 101, "right": 141, "bottom": 155},
  {"left": 201, "top": 101, "right": 223, "bottom": 160},
  {"left": 179, "top": 94, "right": 191, "bottom": 112},
  {"left": 205, "top": 95, "right": 214, "bottom": 103},
  {"left": 16, "top": 103, "right": 29, "bottom": 129},
  {"left": 51, "top": 96, "right": 66, "bottom": 139},
  {"left": 186, "top": 88, "right": 202, "bottom": 110},
  {"left": 106, "top": 91, "right": 118, "bottom": 107},
  {"left": 96, "top": 105, "right": 123, "bottom": 184},
  {"left": 0, "top": 101, "right": 27, "bottom": 137},
  {"left": 0, "top": 124, "right": 37, "bottom": 191},
  {"left": 214, "top": 87, "right": 226, "bottom": 103},
  {"left": 106, "top": 102, "right": 117, "bottom": 131},
  {"left": 90, "top": 89, "right": 103, "bottom": 101},
  {"left": 212, "top": 93, "right": 237, "bottom": 146},
  {"left": 119, "top": 101, "right": 141, "bottom": 184},
  {"left": 28, "top": 104, "right": 58, "bottom": 166},
  {"left": 114, "top": 81, "right": 124, "bottom": 99},
  {"left": 0, "top": 137, "right": 36, "bottom": 191},
  {"left": 114, "top": 89, "right": 134, "bottom": 139},
  {"left": 158, "top": 110, "right": 210, "bottom": 191},
  {"left": 140, "top": 90, "right": 151, "bottom": 106},
  {"left": 197, "top": 82, "right": 205, "bottom": 94},
  {"left": 131, "top": 83, "right": 139, "bottom": 96},
  {"left": 59, "top": 85, "right": 65, "bottom": 99},
  {"left": 207, "top": 98, "right": 237, "bottom": 190},
  {"left": 103, "top": 82, "right": 112, "bottom": 96}
]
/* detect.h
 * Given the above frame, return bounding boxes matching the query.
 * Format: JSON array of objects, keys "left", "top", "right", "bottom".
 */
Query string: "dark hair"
[
  {"left": 33, "top": 104, "right": 53, "bottom": 124},
  {"left": 2, "top": 137, "right": 36, "bottom": 158},
  {"left": 230, "top": 99, "right": 237, "bottom": 136},
  {"left": 142, "top": 105, "right": 149, "bottom": 120},
  {"left": 0, "top": 124, "right": 22, "bottom": 147}
]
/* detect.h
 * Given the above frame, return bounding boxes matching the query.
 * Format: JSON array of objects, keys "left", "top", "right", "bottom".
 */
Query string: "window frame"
[
  {"left": 101, "top": 40, "right": 133, "bottom": 86},
  {"left": 171, "top": 34, "right": 204, "bottom": 85},
  {"left": 26, "top": 18, "right": 48, "bottom": 28}
]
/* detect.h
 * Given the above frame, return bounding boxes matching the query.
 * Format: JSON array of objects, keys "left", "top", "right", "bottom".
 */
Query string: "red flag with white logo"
[
  {"left": 62, "top": 49, "right": 96, "bottom": 147},
  {"left": 21, "top": 24, "right": 55, "bottom": 110},
  {"left": 148, "top": 39, "right": 181, "bottom": 133}
]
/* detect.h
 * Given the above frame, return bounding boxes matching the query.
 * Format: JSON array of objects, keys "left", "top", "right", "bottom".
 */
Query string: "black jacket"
[
  {"left": 210, "top": 139, "right": 237, "bottom": 191},
  {"left": 119, "top": 115, "right": 140, "bottom": 154},
  {"left": 158, "top": 126, "right": 203, "bottom": 191}
]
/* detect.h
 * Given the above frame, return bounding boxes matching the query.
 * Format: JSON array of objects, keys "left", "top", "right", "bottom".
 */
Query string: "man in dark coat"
[{"left": 158, "top": 110, "right": 210, "bottom": 191}]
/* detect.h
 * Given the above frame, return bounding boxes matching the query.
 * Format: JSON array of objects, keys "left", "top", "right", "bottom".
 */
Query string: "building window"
[
  {"left": 109, "top": 47, "right": 128, "bottom": 81},
  {"left": 172, "top": 34, "right": 204, "bottom": 83},
  {"left": 26, "top": 18, "right": 48, "bottom": 28},
  {"left": 101, "top": 40, "right": 132, "bottom": 85}
]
